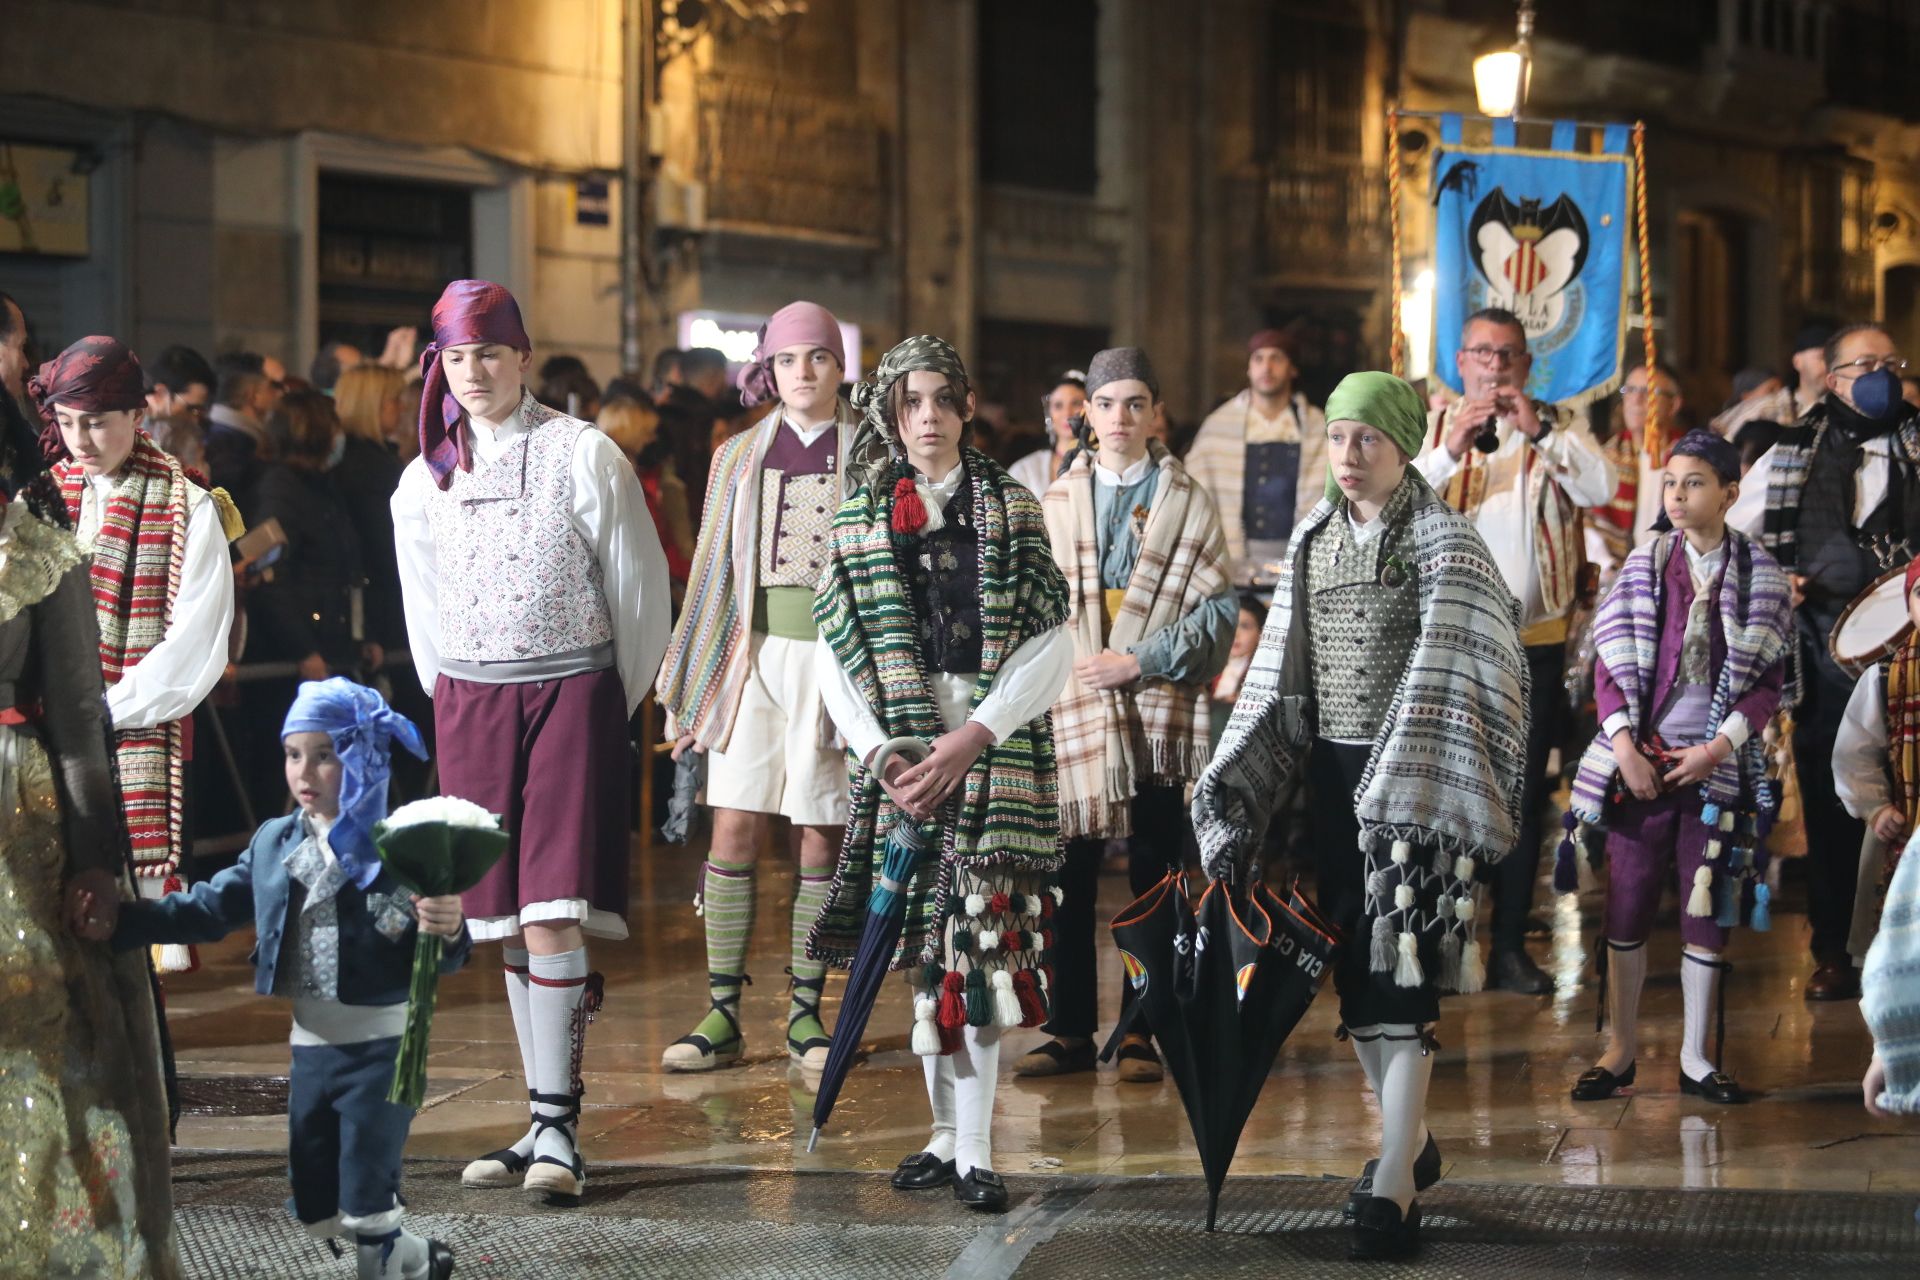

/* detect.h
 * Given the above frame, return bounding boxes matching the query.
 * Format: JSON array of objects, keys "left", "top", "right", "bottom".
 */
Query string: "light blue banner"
[{"left": 1430, "top": 127, "right": 1631, "bottom": 405}]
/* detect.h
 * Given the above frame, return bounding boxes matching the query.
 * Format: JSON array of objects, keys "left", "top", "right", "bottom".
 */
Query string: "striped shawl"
[
  {"left": 1761, "top": 399, "right": 1920, "bottom": 570},
  {"left": 1043, "top": 443, "right": 1231, "bottom": 840},
  {"left": 1195, "top": 472, "right": 1530, "bottom": 879},
  {"left": 655, "top": 400, "right": 871, "bottom": 750},
  {"left": 56, "top": 436, "right": 192, "bottom": 878},
  {"left": 808, "top": 449, "right": 1069, "bottom": 969},
  {"left": 1570, "top": 530, "right": 1791, "bottom": 826}
]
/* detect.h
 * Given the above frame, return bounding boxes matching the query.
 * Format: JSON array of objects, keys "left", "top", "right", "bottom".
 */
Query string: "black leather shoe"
[
  {"left": 1805, "top": 961, "right": 1860, "bottom": 1002},
  {"left": 952, "top": 1167, "right": 1009, "bottom": 1212},
  {"left": 1679, "top": 1068, "right": 1748, "bottom": 1104},
  {"left": 891, "top": 1151, "right": 956, "bottom": 1190},
  {"left": 1350, "top": 1196, "right": 1422, "bottom": 1261},
  {"left": 426, "top": 1239, "right": 455, "bottom": 1280},
  {"left": 1571, "top": 1060, "right": 1636, "bottom": 1101},
  {"left": 1488, "top": 949, "right": 1554, "bottom": 995},
  {"left": 1343, "top": 1133, "right": 1441, "bottom": 1218}
]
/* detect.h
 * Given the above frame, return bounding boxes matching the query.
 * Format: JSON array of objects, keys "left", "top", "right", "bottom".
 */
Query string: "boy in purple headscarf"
[
  {"left": 391, "top": 279, "right": 671, "bottom": 1202},
  {"left": 117, "top": 679, "right": 462, "bottom": 1280},
  {"left": 1565, "top": 429, "right": 1792, "bottom": 1108}
]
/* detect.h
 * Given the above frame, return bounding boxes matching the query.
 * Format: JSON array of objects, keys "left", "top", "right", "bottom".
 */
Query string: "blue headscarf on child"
[{"left": 282, "top": 678, "right": 428, "bottom": 889}]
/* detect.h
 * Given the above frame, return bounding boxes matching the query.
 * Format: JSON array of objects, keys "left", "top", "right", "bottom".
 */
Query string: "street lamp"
[{"left": 1473, "top": 0, "right": 1535, "bottom": 119}]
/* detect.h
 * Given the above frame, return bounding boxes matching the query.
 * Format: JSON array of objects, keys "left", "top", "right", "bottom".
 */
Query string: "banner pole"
[
  {"left": 1632, "top": 121, "right": 1659, "bottom": 462},
  {"left": 1388, "top": 106, "right": 1406, "bottom": 379}
]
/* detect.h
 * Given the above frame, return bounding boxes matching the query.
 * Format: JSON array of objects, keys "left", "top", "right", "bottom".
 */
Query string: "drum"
[{"left": 1830, "top": 564, "right": 1915, "bottom": 677}]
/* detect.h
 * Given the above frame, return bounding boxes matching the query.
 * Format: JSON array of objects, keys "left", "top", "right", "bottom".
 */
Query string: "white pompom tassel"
[
  {"left": 966, "top": 893, "right": 987, "bottom": 918},
  {"left": 1394, "top": 931, "right": 1424, "bottom": 988},
  {"left": 1454, "top": 895, "right": 1476, "bottom": 923},
  {"left": 977, "top": 929, "right": 1000, "bottom": 952},
  {"left": 153, "top": 943, "right": 197, "bottom": 975},
  {"left": 1394, "top": 883, "right": 1416, "bottom": 911},
  {"left": 1685, "top": 865, "right": 1714, "bottom": 918},
  {"left": 911, "top": 994, "right": 942, "bottom": 1056},
  {"left": 991, "top": 970, "right": 1022, "bottom": 1028},
  {"left": 1390, "top": 840, "right": 1411, "bottom": 865},
  {"left": 1457, "top": 938, "right": 1486, "bottom": 994},
  {"left": 1453, "top": 855, "right": 1476, "bottom": 882}
]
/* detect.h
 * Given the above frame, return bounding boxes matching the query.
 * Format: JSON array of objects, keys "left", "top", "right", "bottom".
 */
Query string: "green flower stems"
[{"left": 389, "top": 930, "right": 445, "bottom": 1108}]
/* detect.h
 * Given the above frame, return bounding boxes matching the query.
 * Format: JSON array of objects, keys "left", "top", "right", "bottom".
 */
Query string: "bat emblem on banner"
[{"left": 1467, "top": 187, "right": 1591, "bottom": 336}]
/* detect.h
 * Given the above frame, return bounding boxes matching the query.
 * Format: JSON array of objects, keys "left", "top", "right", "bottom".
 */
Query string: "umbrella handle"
[{"left": 868, "top": 735, "right": 933, "bottom": 780}]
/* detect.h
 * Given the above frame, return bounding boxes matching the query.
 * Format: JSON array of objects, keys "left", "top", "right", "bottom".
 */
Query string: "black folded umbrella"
[
  {"left": 658, "top": 747, "right": 706, "bottom": 846},
  {"left": 808, "top": 737, "right": 934, "bottom": 1151},
  {"left": 1109, "top": 872, "right": 1339, "bottom": 1229}
]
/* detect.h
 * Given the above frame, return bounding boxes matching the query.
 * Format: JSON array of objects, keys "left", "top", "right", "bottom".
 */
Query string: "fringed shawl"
[
  {"left": 1195, "top": 472, "right": 1530, "bottom": 874},
  {"left": 55, "top": 436, "right": 192, "bottom": 879},
  {"left": 808, "top": 448, "right": 1069, "bottom": 970},
  {"left": 1569, "top": 530, "right": 1790, "bottom": 826},
  {"left": 1043, "top": 442, "right": 1230, "bottom": 839},
  {"left": 655, "top": 400, "right": 864, "bottom": 750}
]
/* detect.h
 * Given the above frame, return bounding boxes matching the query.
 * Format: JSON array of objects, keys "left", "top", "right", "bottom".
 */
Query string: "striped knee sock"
[
  {"left": 788, "top": 873, "right": 833, "bottom": 1047},
  {"left": 693, "top": 859, "right": 756, "bottom": 1045}
]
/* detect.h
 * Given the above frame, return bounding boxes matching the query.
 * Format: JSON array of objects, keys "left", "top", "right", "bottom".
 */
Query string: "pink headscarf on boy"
[
  {"left": 417, "top": 279, "right": 533, "bottom": 489},
  {"left": 735, "top": 301, "right": 845, "bottom": 408}
]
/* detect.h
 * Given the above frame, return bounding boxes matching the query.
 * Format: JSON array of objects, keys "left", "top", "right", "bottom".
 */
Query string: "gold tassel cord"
[
  {"left": 1387, "top": 107, "right": 1406, "bottom": 379},
  {"left": 1633, "top": 121, "right": 1659, "bottom": 463}
]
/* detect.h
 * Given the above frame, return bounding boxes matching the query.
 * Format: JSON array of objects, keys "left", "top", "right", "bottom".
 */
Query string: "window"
[{"left": 978, "top": 0, "right": 1098, "bottom": 193}]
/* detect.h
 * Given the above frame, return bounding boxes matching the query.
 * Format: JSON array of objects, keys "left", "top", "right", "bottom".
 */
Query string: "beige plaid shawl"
[{"left": 1043, "top": 442, "right": 1231, "bottom": 840}]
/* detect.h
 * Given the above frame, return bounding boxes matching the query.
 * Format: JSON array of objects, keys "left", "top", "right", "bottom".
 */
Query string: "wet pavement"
[{"left": 162, "top": 827, "right": 1920, "bottom": 1275}]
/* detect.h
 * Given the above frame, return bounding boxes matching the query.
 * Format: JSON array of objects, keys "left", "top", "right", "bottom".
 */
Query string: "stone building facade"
[{"left": 2, "top": 0, "right": 1917, "bottom": 432}]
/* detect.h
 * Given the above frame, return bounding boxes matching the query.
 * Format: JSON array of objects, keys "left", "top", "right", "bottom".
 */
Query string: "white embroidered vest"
[{"left": 423, "top": 419, "right": 613, "bottom": 662}]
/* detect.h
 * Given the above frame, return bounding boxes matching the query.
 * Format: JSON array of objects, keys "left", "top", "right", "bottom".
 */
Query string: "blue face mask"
[{"left": 1851, "top": 367, "right": 1904, "bottom": 421}]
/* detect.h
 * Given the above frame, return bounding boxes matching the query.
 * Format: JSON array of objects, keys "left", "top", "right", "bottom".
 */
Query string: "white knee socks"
[
  {"left": 1367, "top": 1024, "right": 1435, "bottom": 1214},
  {"left": 951, "top": 1024, "right": 1002, "bottom": 1179},
  {"left": 1347, "top": 1024, "right": 1385, "bottom": 1097},
  {"left": 341, "top": 1205, "right": 428, "bottom": 1280},
  {"left": 501, "top": 946, "right": 539, "bottom": 1159},
  {"left": 528, "top": 947, "right": 593, "bottom": 1170},
  {"left": 1680, "top": 947, "right": 1723, "bottom": 1081},
  {"left": 1598, "top": 940, "right": 1647, "bottom": 1076},
  {"left": 922, "top": 1053, "right": 957, "bottom": 1163}
]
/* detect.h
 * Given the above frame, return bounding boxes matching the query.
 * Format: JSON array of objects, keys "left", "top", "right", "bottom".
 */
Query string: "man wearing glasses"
[
  {"left": 1730, "top": 323, "right": 1920, "bottom": 1002},
  {"left": 1415, "top": 306, "right": 1616, "bottom": 994}
]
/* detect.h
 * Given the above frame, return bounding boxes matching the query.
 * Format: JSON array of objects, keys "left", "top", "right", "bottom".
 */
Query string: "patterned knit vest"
[
  {"left": 423, "top": 416, "right": 613, "bottom": 663},
  {"left": 1305, "top": 489, "right": 1420, "bottom": 742}
]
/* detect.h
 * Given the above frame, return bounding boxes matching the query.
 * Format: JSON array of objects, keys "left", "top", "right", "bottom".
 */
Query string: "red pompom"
[
  {"left": 1040, "top": 894, "right": 1055, "bottom": 921},
  {"left": 989, "top": 891, "right": 1011, "bottom": 916},
  {"left": 1013, "top": 970, "right": 1047, "bottom": 1027},
  {"left": 937, "top": 970, "right": 967, "bottom": 1029},
  {"left": 891, "top": 475, "right": 927, "bottom": 535},
  {"left": 937, "top": 1019, "right": 964, "bottom": 1055}
]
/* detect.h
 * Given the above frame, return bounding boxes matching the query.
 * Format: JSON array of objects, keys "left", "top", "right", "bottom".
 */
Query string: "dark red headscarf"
[
  {"left": 27, "top": 335, "right": 146, "bottom": 462},
  {"left": 418, "top": 279, "right": 533, "bottom": 489}
]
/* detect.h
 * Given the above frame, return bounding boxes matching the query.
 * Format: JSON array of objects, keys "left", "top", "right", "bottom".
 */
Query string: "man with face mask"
[{"left": 1730, "top": 323, "right": 1920, "bottom": 1001}]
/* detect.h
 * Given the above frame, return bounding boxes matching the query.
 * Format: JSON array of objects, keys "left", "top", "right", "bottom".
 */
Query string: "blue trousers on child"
[{"left": 287, "top": 1037, "right": 415, "bottom": 1227}]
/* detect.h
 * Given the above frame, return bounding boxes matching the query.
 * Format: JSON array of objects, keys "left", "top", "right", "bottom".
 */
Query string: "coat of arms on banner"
[{"left": 1429, "top": 117, "right": 1634, "bottom": 408}]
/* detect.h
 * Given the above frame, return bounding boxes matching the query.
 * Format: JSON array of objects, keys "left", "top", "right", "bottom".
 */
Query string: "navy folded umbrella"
[
  {"left": 1109, "top": 871, "right": 1339, "bottom": 1229},
  {"left": 808, "top": 737, "right": 934, "bottom": 1151}
]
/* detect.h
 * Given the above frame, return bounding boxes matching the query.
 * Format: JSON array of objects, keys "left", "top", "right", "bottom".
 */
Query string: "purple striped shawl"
[{"left": 1570, "top": 529, "right": 1791, "bottom": 825}]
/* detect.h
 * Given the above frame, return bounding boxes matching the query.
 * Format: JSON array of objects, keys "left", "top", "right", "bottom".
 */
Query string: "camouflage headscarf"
[
  {"left": 848, "top": 335, "right": 973, "bottom": 540},
  {"left": 849, "top": 334, "right": 971, "bottom": 442}
]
